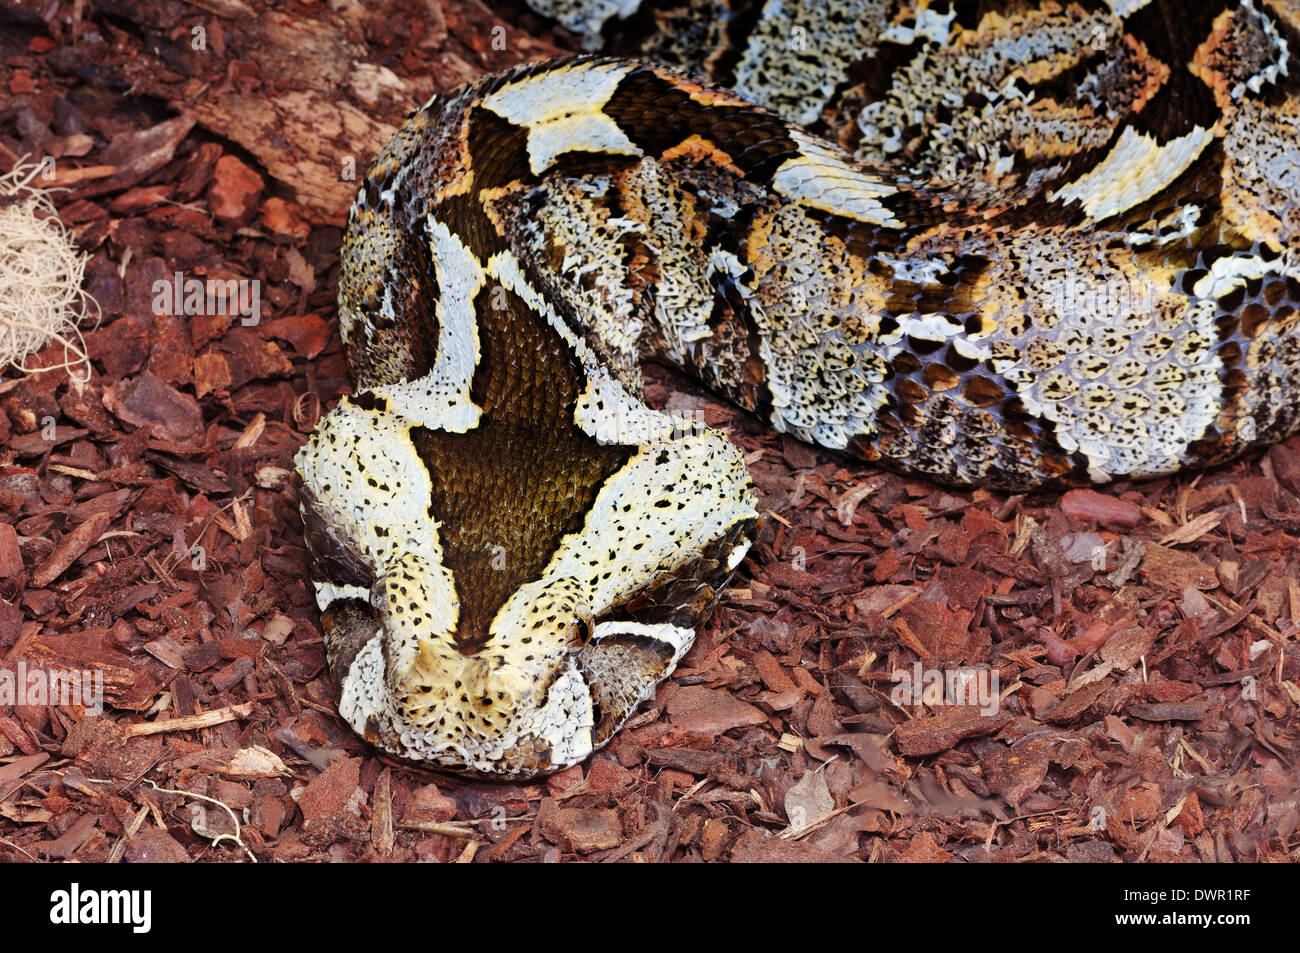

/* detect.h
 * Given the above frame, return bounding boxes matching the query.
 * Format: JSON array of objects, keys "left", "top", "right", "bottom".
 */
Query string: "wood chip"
[
  {"left": 31, "top": 512, "right": 111, "bottom": 588},
  {"left": 124, "top": 703, "right": 253, "bottom": 737}
]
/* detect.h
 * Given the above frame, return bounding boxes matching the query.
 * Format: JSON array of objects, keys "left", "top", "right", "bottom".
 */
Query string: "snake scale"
[{"left": 294, "top": 0, "right": 1300, "bottom": 777}]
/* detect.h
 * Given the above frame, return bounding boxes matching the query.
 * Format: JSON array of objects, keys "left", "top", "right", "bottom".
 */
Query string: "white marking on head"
[
  {"left": 295, "top": 406, "right": 470, "bottom": 760},
  {"left": 894, "top": 312, "right": 966, "bottom": 343},
  {"left": 421, "top": 217, "right": 487, "bottom": 432},
  {"left": 527, "top": 666, "right": 595, "bottom": 765},
  {"left": 482, "top": 63, "right": 641, "bottom": 174},
  {"left": 593, "top": 619, "right": 694, "bottom": 651}
]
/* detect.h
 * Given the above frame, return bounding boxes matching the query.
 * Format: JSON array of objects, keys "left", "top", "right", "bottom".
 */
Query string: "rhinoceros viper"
[{"left": 295, "top": 0, "right": 1300, "bottom": 776}]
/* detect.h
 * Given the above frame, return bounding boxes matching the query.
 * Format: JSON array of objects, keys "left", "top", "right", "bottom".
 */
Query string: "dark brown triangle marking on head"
[
  {"left": 431, "top": 190, "right": 509, "bottom": 263},
  {"left": 468, "top": 105, "right": 537, "bottom": 191},
  {"left": 410, "top": 286, "right": 634, "bottom": 656},
  {"left": 427, "top": 105, "right": 537, "bottom": 264}
]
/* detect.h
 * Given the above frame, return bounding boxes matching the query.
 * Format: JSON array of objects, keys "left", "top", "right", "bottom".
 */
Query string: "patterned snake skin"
[{"left": 295, "top": 0, "right": 1300, "bottom": 776}]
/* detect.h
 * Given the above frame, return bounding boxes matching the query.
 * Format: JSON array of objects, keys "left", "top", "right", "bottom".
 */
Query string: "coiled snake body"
[{"left": 295, "top": 0, "right": 1300, "bottom": 776}]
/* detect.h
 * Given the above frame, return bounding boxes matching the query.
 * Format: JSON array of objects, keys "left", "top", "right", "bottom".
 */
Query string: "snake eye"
[{"left": 574, "top": 616, "right": 592, "bottom": 645}]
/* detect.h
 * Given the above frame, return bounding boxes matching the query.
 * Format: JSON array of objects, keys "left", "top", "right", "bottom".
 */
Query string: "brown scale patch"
[
  {"left": 1185, "top": 426, "right": 1244, "bottom": 467},
  {"left": 1120, "top": 30, "right": 1175, "bottom": 116},
  {"left": 301, "top": 482, "right": 375, "bottom": 591},
  {"left": 942, "top": 342, "right": 979, "bottom": 373},
  {"left": 1240, "top": 302, "right": 1272, "bottom": 339},
  {"left": 878, "top": 249, "right": 987, "bottom": 315},
  {"left": 1205, "top": 268, "right": 1300, "bottom": 453},
  {"left": 892, "top": 350, "right": 922, "bottom": 375},
  {"left": 613, "top": 515, "right": 758, "bottom": 630},
  {"left": 339, "top": 202, "right": 444, "bottom": 389},
  {"left": 897, "top": 402, "right": 925, "bottom": 428},
  {"left": 580, "top": 513, "right": 759, "bottom": 744},
  {"left": 845, "top": 431, "right": 883, "bottom": 463},
  {"left": 964, "top": 310, "right": 1001, "bottom": 339},
  {"left": 1037, "top": 453, "right": 1084, "bottom": 482},
  {"left": 1263, "top": 278, "right": 1289, "bottom": 307},
  {"left": 598, "top": 0, "right": 739, "bottom": 78},
  {"left": 698, "top": 287, "right": 774, "bottom": 417},
  {"left": 1012, "top": 98, "right": 1104, "bottom": 162},
  {"left": 921, "top": 362, "right": 960, "bottom": 391},
  {"left": 885, "top": 282, "right": 966, "bottom": 316},
  {"left": 1011, "top": 30, "right": 1170, "bottom": 163},
  {"left": 410, "top": 286, "right": 633, "bottom": 656},
  {"left": 580, "top": 636, "right": 675, "bottom": 744},
  {"left": 962, "top": 375, "right": 1004, "bottom": 407},
  {"left": 1185, "top": 351, "right": 1258, "bottom": 466},
  {"left": 431, "top": 189, "right": 510, "bottom": 263},
  {"left": 894, "top": 377, "right": 928, "bottom": 405},
  {"left": 1214, "top": 311, "right": 1240, "bottom": 341}
]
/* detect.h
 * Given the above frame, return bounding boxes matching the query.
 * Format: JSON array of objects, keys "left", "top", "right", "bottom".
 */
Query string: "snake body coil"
[{"left": 296, "top": 0, "right": 1300, "bottom": 776}]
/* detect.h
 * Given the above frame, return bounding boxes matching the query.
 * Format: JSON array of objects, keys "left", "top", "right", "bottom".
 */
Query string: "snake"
[{"left": 293, "top": 0, "right": 1300, "bottom": 777}]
